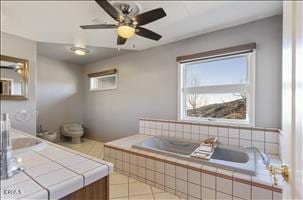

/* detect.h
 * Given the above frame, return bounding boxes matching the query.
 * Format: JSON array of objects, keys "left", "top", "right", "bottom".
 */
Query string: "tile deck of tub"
[
  {"left": 58, "top": 136, "right": 182, "bottom": 200},
  {"left": 104, "top": 134, "right": 283, "bottom": 200}
]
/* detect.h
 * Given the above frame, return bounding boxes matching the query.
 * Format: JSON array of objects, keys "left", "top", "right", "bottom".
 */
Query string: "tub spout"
[{"left": 243, "top": 146, "right": 270, "bottom": 167}]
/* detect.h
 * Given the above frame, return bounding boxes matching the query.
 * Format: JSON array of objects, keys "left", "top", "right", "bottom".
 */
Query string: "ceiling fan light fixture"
[
  {"left": 117, "top": 25, "right": 135, "bottom": 39},
  {"left": 71, "top": 47, "right": 90, "bottom": 56}
]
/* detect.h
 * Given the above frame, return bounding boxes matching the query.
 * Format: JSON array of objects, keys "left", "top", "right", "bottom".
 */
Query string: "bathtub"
[{"left": 132, "top": 136, "right": 256, "bottom": 175}]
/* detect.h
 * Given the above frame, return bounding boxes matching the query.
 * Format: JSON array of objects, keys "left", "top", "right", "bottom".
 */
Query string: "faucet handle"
[{"left": 268, "top": 164, "right": 289, "bottom": 186}]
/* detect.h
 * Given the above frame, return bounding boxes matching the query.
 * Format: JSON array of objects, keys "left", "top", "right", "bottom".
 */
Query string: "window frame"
[
  {"left": 89, "top": 73, "right": 117, "bottom": 91},
  {"left": 178, "top": 50, "right": 256, "bottom": 126}
]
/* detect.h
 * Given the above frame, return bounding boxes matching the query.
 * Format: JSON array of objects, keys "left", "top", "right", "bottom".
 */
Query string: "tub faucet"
[
  {"left": 243, "top": 146, "right": 270, "bottom": 167},
  {"left": 0, "top": 113, "right": 23, "bottom": 179}
]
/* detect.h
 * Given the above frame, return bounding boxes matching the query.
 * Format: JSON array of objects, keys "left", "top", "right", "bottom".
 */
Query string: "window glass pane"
[
  {"left": 185, "top": 93, "right": 247, "bottom": 120},
  {"left": 98, "top": 76, "right": 115, "bottom": 89},
  {"left": 185, "top": 56, "right": 248, "bottom": 87},
  {"left": 90, "top": 78, "right": 97, "bottom": 90}
]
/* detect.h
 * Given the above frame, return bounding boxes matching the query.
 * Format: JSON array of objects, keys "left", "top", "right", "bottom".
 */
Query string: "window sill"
[
  {"left": 179, "top": 116, "right": 254, "bottom": 127},
  {"left": 89, "top": 87, "right": 117, "bottom": 92}
]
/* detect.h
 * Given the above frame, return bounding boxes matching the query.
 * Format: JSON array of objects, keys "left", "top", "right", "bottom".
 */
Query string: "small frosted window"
[{"left": 89, "top": 74, "right": 117, "bottom": 91}]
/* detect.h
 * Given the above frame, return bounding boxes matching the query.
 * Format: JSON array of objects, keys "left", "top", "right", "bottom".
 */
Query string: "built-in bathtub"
[{"left": 132, "top": 136, "right": 256, "bottom": 175}]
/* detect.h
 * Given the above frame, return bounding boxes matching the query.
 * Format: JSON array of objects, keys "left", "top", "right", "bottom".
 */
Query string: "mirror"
[{"left": 0, "top": 55, "right": 29, "bottom": 100}]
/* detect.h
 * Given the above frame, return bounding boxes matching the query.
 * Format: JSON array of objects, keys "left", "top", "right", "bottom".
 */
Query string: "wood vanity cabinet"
[{"left": 61, "top": 176, "right": 109, "bottom": 200}]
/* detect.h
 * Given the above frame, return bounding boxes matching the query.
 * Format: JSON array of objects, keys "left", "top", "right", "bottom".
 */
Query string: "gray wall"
[
  {"left": 83, "top": 15, "right": 282, "bottom": 142},
  {"left": 37, "top": 56, "right": 83, "bottom": 133},
  {"left": 0, "top": 32, "right": 37, "bottom": 135}
]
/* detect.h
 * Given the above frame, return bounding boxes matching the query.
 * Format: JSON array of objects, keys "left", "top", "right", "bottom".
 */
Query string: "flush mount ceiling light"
[{"left": 71, "top": 47, "right": 90, "bottom": 56}]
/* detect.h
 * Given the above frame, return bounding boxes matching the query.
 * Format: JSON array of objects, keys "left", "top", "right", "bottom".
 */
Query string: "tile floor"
[
  {"left": 58, "top": 138, "right": 182, "bottom": 200},
  {"left": 59, "top": 138, "right": 104, "bottom": 159}
]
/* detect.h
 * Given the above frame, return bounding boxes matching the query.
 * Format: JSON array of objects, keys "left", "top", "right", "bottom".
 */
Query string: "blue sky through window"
[{"left": 185, "top": 56, "right": 248, "bottom": 87}]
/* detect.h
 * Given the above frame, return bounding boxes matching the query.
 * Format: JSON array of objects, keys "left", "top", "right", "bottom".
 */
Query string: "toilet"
[{"left": 61, "top": 124, "right": 84, "bottom": 144}]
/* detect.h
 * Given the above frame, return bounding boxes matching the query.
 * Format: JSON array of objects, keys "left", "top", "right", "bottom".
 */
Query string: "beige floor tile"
[
  {"left": 88, "top": 143, "right": 104, "bottom": 157},
  {"left": 152, "top": 187, "right": 165, "bottom": 194},
  {"left": 129, "top": 194, "right": 154, "bottom": 200},
  {"left": 153, "top": 192, "right": 180, "bottom": 200},
  {"left": 129, "top": 182, "right": 153, "bottom": 196},
  {"left": 110, "top": 173, "right": 129, "bottom": 185},
  {"left": 58, "top": 137, "right": 104, "bottom": 158},
  {"left": 129, "top": 177, "right": 139, "bottom": 183},
  {"left": 110, "top": 184, "right": 129, "bottom": 199},
  {"left": 111, "top": 198, "right": 129, "bottom": 200}
]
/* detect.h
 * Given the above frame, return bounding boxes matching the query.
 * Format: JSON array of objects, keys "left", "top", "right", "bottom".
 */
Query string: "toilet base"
[{"left": 71, "top": 137, "right": 81, "bottom": 144}]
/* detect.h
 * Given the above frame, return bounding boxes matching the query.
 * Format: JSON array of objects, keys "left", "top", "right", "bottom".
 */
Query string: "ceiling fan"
[{"left": 80, "top": 0, "right": 167, "bottom": 45}]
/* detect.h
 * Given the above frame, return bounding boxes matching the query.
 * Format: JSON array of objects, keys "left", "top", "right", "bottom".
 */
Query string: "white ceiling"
[
  {"left": 1, "top": 1, "right": 282, "bottom": 51},
  {"left": 37, "top": 42, "right": 133, "bottom": 65}
]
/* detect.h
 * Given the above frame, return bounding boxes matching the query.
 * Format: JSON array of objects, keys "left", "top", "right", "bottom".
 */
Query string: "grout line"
[
  {"left": 35, "top": 152, "right": 86, "bottom": 187},
  {"left": 151, "top": 184, "right": 156, "bottom": 200},
  {"left": 19, "top": 171, "right": 50, "bottom": 199},
  {"left": 128, "top": 173, "right": 130, "bottom": 199}
]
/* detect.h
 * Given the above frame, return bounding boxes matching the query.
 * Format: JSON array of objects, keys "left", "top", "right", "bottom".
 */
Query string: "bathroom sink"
[{"left": 12, "top": 137, "right": 47, "bottom": 155}]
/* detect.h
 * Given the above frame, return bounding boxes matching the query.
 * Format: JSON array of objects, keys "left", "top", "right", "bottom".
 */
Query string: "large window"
[{"left": 178, "top": 46, "right": 255, "bottom": 125}]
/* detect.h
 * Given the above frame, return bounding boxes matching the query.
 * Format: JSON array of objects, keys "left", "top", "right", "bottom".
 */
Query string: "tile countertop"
[
  {"left": 1, "top": 129, "right": 113, "bottom": 200},
  {"left": 105, "top": 134, "right": 283, "bottom": 192}
]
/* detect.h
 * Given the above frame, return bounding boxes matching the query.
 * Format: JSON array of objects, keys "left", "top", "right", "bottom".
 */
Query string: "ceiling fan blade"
[
  {"left": 117, "top": 35, "right": 127, "bottom": 45},
  {"left": 95, "top": 0, "right": 124, "bottom": 22},
  {"left": 136, "top": 27, "right": 162, "bottom": 41},
  {"left": 135, "top": 8, "right": 166, "bottom": 26},
  {"left": 80, "top": 24, "right": 117, "bottom": 29}
]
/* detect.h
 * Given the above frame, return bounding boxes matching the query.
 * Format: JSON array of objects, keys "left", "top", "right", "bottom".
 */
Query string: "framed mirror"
[{"left": 0, "top": 55, "right": 29, "bottom": 100}]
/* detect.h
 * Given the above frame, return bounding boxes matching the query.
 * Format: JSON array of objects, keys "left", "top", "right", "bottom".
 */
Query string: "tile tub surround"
[
  {"left": 104, "top": 134, "right": 282, "bottom": 200},
  {"left": 139, "top": 118, "right": 280, "bottom": 155},
  {"left": 109, "top": 171, "right": 183, "bottom": 200},
  {"left": 1, "top": 129, "right": 113, "bottom": 200}
]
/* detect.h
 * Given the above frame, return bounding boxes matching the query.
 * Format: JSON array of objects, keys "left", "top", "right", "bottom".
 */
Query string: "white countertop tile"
[
  {"left": 35, "top": 168, "right": 80, "bottom": 188},
  {"left": 38, "top": 145, "right": 76, "bottom": 159},
  {"left": 0, "top": 172, "right": 30, "bottom": 188},
  {"left": 23, "top": 189, "right": 48, "bottom": 200},
  {"left": 25, "top": 162, "right": 63, "bottom": 178},
  {"left": 1, "top": 179, "right": 47, "bottom": 200},
  {"left": 83, "top": 164, "right": 109, "bottom": 186},
  {"left": 16, "top": 152, "right": 42, "bottom": 162},
  {"left": 66, "top": 158, "right": 103, "bottom": 174},
  {"left": 18, "top": 155, "right": 51, "bottom": 169},
  {"left": 47, "top": 176, "right": 83, "bottom": 199},
  {"left": 52, "top": 154, "right": 87, "bottom": 166},
  {"left": 1, "top": 129, "right": 113, "bottom": 200}
]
